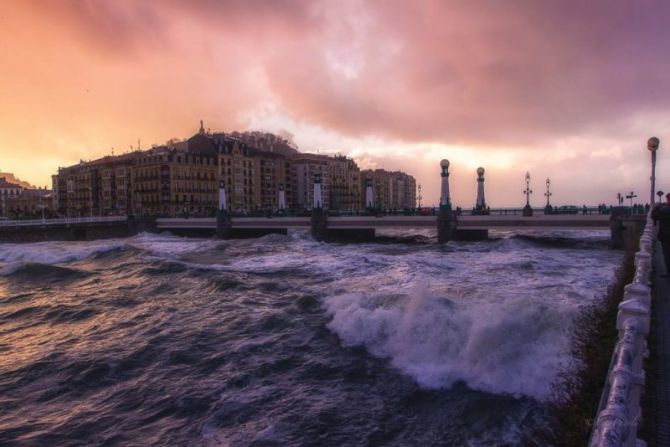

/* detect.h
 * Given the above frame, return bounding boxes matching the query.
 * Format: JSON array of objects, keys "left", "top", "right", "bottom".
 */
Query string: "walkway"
[{"left": 647, "top": 239, "right": 670, "bottom": 446}]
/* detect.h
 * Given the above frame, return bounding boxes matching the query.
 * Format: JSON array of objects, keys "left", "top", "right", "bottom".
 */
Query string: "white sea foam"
[
  {"left": 0, "top": 240, "right": 126, "bottom": 274},
  {"left": 324, "top": 284, "right": 578, "bottom": 401}
]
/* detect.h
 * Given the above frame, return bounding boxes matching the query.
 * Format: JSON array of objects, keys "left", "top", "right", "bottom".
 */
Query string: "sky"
[{"left": 1, "top": 0, "right": 670, "bottom": 207}]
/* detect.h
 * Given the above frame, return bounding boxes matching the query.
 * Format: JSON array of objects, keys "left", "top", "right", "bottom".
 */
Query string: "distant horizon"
[{"left": 2, "top": 1, "right": 669, "bottom": 207}]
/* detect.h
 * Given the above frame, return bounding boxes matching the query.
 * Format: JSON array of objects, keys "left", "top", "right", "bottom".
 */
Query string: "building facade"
[
  {"left": 5, "top": 187, "right": 53, "bottom": 218},
  {"left": 289, "top": 153, "right": 330, "bottom": 210},
  {"left": 132, "top": 146, "right": 218, "bottom": 216},
  {"left": 50, "top": 124, "right": 415, "bottom": 216},
  {"left": 361, "top": 169, "right": 417, "bottom": 211},
  {"left": 55, "top": 153, "right": 139, "bottom": 217},
  {"left": 0, "top": 177, "right": 23, "bottom": 216}
]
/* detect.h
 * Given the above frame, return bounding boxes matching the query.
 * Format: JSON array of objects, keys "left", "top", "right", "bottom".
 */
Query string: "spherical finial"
[
  {"left": 440, "top": 159, "right": 450, "bottom": 169},
  {"left": 476, "top": 167, "right": 485, "bottom": 176},
  {"left": 648, "top": 137, "right": 660, "bottom": 151}
]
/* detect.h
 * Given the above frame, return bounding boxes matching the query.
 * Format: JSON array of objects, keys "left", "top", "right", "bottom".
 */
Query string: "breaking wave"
[{"left": 324, "top": 284, "right": 576, "bottom": 401}]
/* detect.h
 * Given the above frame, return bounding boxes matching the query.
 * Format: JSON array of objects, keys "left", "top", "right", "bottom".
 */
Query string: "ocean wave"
[
  {"left": 511, "top": 234, "right": 610, "bottom": 250},
  {"left": 0, "top": 241, "right": 129, "bottom": 266},
  {"left": 323, "top": 285, "right": 575, "bottom": 401},
  {"left": 0, "top": 262, "right": 90, "bottom": 279}
]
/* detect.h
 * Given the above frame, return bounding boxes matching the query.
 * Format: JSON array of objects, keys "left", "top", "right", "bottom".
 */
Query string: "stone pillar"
[
  {"left": 437, "top": 159, "right": 456, "bottom": 243},
  {"left": 313, "top": 173, "right": 323, "bottom": 210},
  {"left": 474, "top": 167, "right": 488, "bottom": 215},
  {"left": 278, "top": 183, "right": 286, "bottom": 214},
  {"left": 216, "top": 180, "right": 232, "bottom": 239},
  {"left": 476, "top": 167, "right": 485, "bottom": 208},
  {"left": 311, "top": 173, "right": 328, "bottom": 240},
  {"left": 440, "top": 159, "right": 451, "bottom": 208},
  {"left": 365, "top": 175, "right": 374, "bottom": 211}
]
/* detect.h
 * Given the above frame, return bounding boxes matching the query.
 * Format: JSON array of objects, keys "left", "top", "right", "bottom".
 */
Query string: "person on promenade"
[{"left": 653, "top": 193, "right": 670, "bottom": 277}]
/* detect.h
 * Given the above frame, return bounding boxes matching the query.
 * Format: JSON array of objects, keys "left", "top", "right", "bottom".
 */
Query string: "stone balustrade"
[{"left": 590, "top": 213, "right": 653, "bottom": 447}]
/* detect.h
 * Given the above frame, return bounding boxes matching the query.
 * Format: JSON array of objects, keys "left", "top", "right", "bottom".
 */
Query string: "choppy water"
[{"left": 0, "top": 229, "right": 621, "bottom": 446}]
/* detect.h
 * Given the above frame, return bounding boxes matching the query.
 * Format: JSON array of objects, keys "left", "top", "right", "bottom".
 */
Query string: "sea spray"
[{"left": 324, "top": 283, "right": 578, "bottom": 400}]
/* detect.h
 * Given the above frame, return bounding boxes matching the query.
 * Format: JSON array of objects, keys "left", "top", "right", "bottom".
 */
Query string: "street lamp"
[
  {"left": 475, "top": 167, "right": 487, "bottom": 214},
  {"left": 648, "top": 137, "right": 660, "bottom": 205},
  {"left": 544, "top": 178, "right": 552, "bottom": 214},
  {"left": 417, "top": 184, "right": 422, "bottom": 209},
  {"left": 626, "top": 191, "right": 637, "bottom": 207},
  {"left": 440, "top": 159, "right": 451, "bottom": 210},
  {"left": 657, "top": 190, "right": 664, "bottom": 205},
  {"left": 523, "top": 172, "right": 533, "bottom": 216},
  {"left": 617, "top": 192, "right": 623, "bottom": 207}
]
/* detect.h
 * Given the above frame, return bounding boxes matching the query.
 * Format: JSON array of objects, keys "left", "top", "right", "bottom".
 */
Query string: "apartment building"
[{"left": 361, "top": 169, "right": 417, "bottom": 210}]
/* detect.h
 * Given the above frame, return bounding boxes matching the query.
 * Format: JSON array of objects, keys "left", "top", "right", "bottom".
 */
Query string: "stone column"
[
  {"left": 365, "top": 175, "right": 374, "bottom": 211},
  {"left": 218, "top": 180, "right": 228, "bottom": 211},
  {"left": 278, "top": 183, "right": 286, "bottom": 214},
  {"left": 313, "top": 173, "right": 323, "bottom": 210},
  {"left": 437, "top": 159, "right": 456, "bottom": 243},
  {"left": 474, "top": 167, "right": 488, "bottom": 215},
  {"left": 311, "top": 173, "right": 328, "bottom": 240}
]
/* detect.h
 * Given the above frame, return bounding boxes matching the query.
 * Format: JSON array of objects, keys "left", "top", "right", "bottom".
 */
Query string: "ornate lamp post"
[
  {"left": 648, "top": 137, "right": 660, "bottom": 206},
  {"left": 544, "top": 178, "right": 552, "bottom": 214},
  {"left": 440, "top": 159, "right": 451, "bottom": 210},
  {"left": 417, "top": 184, "right": 422, "bottom": 209},
  {"left": 658, "top": 190, "right": 664, "bottom": 205},
  {"left": 522, "top": 171, "right": 533, "bottom": 216},
  {"left": 437, "top": 159, "right": 455, "bottom": 243},
  {"left": 617, "top": 192, "right": 623, "bottom": 207},
  {"left": 474, "top": 167, "right": 488, "bottom": 214},
  {"left": 626, "top": 191, "right": 637, "bottom": 207}
]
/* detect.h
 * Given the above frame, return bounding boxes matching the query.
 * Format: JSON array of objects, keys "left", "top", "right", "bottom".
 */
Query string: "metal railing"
[
  {"left": 590, "top": 213, "right": 653, "bottom": 446},
  {"left": 0, "top": 216, "right": 127, "bottom": 227}
]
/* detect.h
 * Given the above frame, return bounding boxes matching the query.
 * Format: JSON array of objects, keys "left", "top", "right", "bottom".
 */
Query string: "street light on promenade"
[
  {"left": 523, "top": 171, "right": 533, "bottom": 216},
  {"left": 658, "top": 190, "right": 664, "bottom": 205},
  {"left": 648, "top": 137, "right": 660, "bottom": 206},
  {"left": 440, "top": 159, "right": 451, "bottom": 210},
  {"left": 474, "top": 167, "right": 488, "bottom": 214},
  {"left": 544, "top": 178, "right": 552, "bottom": 214}
]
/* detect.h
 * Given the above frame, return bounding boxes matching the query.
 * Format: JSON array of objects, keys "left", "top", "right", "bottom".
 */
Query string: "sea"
[{"left": 0, "top": 229, "right": 621, "bottom": 446}]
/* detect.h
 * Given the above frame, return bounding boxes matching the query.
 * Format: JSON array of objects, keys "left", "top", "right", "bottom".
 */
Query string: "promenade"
[{"left": 648, "top": 239, "right": 670, "bottom": 446}]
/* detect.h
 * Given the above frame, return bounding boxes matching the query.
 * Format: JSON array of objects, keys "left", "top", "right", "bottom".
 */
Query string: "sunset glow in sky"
[{"left": 1, "top": 0, "right": 670, "bottom": 206}]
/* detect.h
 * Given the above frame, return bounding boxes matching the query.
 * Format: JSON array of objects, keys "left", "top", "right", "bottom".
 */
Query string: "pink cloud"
[{"left": 1, "top": 0, "right": 669, "bottom": 203}]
